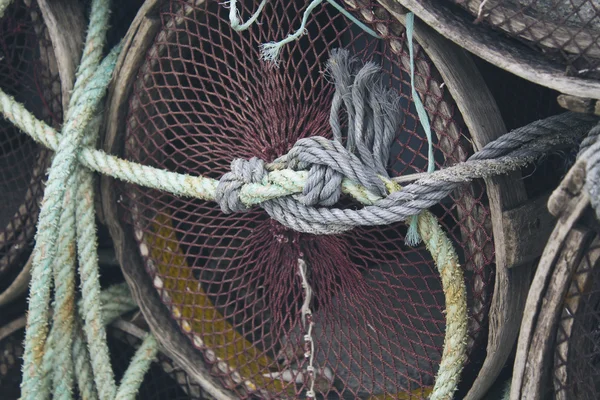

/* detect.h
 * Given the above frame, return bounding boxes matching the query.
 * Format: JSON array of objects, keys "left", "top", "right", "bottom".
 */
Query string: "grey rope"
[
  {"left": 214, "top": 49, "right": 599, "bottom": 235},
  {"left": 578, "top": 120, "right": 600, "bottom": 219}
]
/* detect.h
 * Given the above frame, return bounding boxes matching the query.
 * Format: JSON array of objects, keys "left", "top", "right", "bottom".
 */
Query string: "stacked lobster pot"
[
  {"left": 97, "top": 0, "right": 597, "bottom": 398},
  {"left": 384, "top": 0, "right": 600, "bottom": 399},
  {"left": 0, "top": 0, "right": 596, "bottom": 399},
  {"left": 0, "top": 0, "right": 82, "bottom": 307}
]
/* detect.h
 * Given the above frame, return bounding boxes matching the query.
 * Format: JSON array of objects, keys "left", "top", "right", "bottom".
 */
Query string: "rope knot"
[{"left": 216, "top": 157, "right": 268, "bottom": 213}]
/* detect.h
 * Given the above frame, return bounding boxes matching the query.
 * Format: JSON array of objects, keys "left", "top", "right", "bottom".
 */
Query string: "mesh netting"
[
  {"left": 0, "top": 322, "right": 211, "bottom": 400},
  {"left": 0, "top": 0, "right": 61, "bottom": 281},
  {"left": 447, "top": 0, "right": 600, "bottom": 79},
  {"left": 553, "top": 239, "right": 600, "bottom": 399},
  {"left": 0, "top": 326, "right": 24, "bottom": 399},
  {"left": 117, "top": 0, "right": 497, "bottom": 398}
]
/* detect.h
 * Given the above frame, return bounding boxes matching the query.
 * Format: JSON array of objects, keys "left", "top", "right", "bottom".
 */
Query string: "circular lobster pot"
[
  {"left": 0, "top": 315, "right": 213, "bottom": 399},
  {"left": 511, "top": 152, "right": 600, "bottom": 399},
  {"left": 101, "top": 0, "right": 561, "bottom": 398},
  {"left": 381, "top": 0, "right": 600, "bottom": 101},
  {"left": 0, "top": 0, "right": 84, "bottom": 306}
]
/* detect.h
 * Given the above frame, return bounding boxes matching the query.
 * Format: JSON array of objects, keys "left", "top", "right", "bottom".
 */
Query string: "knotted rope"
[{"left": 0, "top": 0, "right": 596, "bottom": 398}]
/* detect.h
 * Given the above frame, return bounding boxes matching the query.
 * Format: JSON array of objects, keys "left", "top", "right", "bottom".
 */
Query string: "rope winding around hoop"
[{"left": 0, "top": 0, "right": 596, "bottom": 399}]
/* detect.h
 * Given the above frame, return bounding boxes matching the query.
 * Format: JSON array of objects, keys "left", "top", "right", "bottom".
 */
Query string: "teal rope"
[
  {"left": 259, "top": 0, "right": 325, "bottom": 63},
  {"left": 114, "top": 335, "right": 160, "bottom": 400},
  {"left": 72, "top": 322, "right": 100, "bottom": 400},
  {"left": 50, "top": 173, "right": 78, "bottom": 400},
  {"left": 59, "top": 0, "right": 116, "bottom": 396},
  {"left": 72, "top": 283, "right": 138, "bottom": 400},
  {"left": 228, "top": 0, "right": 268, "bottom": 31},
  {"left": 20, "top": 49, "right": 121, "bottom": 400},
  {"left": 324, "top": 0, "right": 381, "bottom": 39},
  {"left": 68, "top": 0, "right": 112, "bottom": 116},
  {"left": 405, "top": 12, "right": 435, "bottom": 246},
  {"left": 227, "top": 0, "right": 380, "bottom": 64},
  {"left": 75, "top": 108, "right": 119, "bottom": 400}
]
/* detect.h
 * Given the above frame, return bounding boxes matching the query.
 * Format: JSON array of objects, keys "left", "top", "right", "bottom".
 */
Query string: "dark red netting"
[
  {"left": 446, "top": 0, "right": 600, "bottom": 79},
  {"left": 118, "top": 0, "right": 495, "bottom": 398},
  {"left": 554, "top": 239, "right": 600, "bottom": 399},
  {"left": 0, "top": 0, "right": 61, "bottom": 280}
]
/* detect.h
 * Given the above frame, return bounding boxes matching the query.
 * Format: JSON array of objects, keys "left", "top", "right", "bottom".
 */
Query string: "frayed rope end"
[
  {"left": 259, "top": 42, "right": 284, "bottom": 66},
  {"left": 405, "top": 214, "right": 422, "bottom": 247}
]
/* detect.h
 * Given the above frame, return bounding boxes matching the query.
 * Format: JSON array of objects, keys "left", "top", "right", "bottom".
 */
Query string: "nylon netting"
[
  {"left": 118, "top": 0, "right": 496, "bottom": 398},
  {"left": 447, "top": 0, "right": 600, "bottom": 79},
  {"left": 553, "top": 239, "right": 600, "bottom": 399},
  {"left": 0, "top": 0, "right": 60, "bottom": 282},
  {"left": 0, "top": 327, "right": 23, "bottom": 399}
]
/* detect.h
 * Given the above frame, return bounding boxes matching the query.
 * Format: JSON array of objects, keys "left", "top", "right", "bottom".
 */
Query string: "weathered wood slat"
[
  {"left": 100, "top": 1, "right": 236, "bottom": 399},
  {"left": 511, "top": 160, "right": 592, "bottom": 399},
  {"left": 384, "top": 0, "right": 600, "bottom": 99}
]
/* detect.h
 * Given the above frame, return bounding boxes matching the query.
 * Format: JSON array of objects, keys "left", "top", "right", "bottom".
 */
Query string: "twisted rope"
[
  {"left": 578, "top": 121, "right": 600, "bottom": 219},
  {"left": 0, "top": 0, "right": 159, "bottom": 398},
  {"left": 1, "top": 83, "right": 594, "bottom": 235},
  {"left": 0, "top": 1, "right": 595, "bottom": 398}
]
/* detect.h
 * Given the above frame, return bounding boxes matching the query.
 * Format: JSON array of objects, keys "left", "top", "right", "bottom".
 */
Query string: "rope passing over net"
[{"left": 0, "top": 0, "right": 597, "bottom": 399}]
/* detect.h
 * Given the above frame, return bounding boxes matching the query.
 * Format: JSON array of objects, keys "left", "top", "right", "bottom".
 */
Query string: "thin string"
[
  {"left": 225, "top": 0, "right": 380, "bottom": 64},
  {"left": 405, "top": 12, "right": 435, "bottom": 246}
]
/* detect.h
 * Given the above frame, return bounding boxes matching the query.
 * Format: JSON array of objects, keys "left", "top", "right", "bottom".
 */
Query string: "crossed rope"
[{"left": 0, "top": 0, "right": 598, "bottom": 399}]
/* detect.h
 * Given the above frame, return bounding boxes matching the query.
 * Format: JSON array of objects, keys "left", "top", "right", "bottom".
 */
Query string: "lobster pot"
[
  {"left": 383, "top": 0, "right": 600, "bottom": 100},
  {"left": 0, "top": 0, "right": 83, "bottom": 305},
  {"left": 100, "top": 0, "right": 559, "bottom": 398},
  {"left": 0, "top": 315, "right": 212, "bottom": 399},
  {"left": 511, "top": 158, "right": 600, "bottom": 400}
]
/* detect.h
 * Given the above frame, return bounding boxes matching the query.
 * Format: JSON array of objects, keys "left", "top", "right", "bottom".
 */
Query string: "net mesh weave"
[
  {"left": 0, "top": 0, "right": 61, "bottom": 281},
  {"left": 554, "top": 238, "right": 600, "bottom": 399},
  {"left": 447, "top": 0, "right": 600, "bottom": 79},
  {"left": 116, "top": 1, "right": 497, "bottom": 398}
]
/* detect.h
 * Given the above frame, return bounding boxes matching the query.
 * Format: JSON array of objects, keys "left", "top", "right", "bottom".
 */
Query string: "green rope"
[
  {"left": 114, "top": 335, "right": 159, "bottom": 400},
  {"left": 405, "top": 12, "right": 435, "bottom": 246},
  {"left": 49, "top": 172, "right": 78, "bottom": 400},
  {"left": 0, "top": 0, "right": 159, "bottom": 398},
  {"left": 228, "top": 0, "right": 380, "bottom": 64}
]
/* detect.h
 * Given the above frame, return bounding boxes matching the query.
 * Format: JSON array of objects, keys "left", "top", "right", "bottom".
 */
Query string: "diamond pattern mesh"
[
  {"left": 554, "top": 238, "right": 600, "bottom": 399},
  {"left": 448, "top": 0, "right": 600, "bottom": 79},
  {"left": 116, "top": 0, "right": 497, "bottom": 398},
  {"left": 0, "top": 0, "right": 61, "bottom": 280}
]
